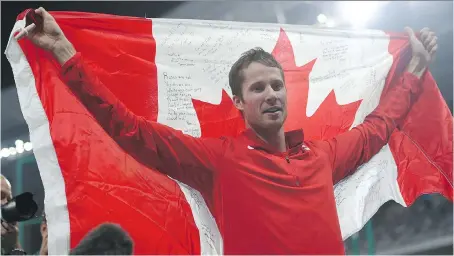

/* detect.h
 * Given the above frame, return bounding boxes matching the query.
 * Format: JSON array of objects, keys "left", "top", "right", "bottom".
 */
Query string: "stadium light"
[
  {"left": 24, "top": 142, "right": 33, "bottom": 152},
  {"left": 9, "top": 147, "right": 17, "bottom": 156},
  {"left": 317, "top": 13, "right": 327, "bottom": 24},
  {"left": 15, "top": 139, "right": 24, "bottom": 151},
  {"left": 0, "top": 140, "right": 33, "bottom": 159},
  {"left": 17, "top": 147, "right": 25, "bottom": 154},
  {"left": 1, "top": 148, "right": 11, "bottom": 158},
  {"left": 15, "top": 139, "right": 24, "bottom": 147},
  {"left": 326, "top": 18, "right": 337, "bottom": 28},
  {"left": 340, "top": 1, "right": 384, "bottom": 28}
]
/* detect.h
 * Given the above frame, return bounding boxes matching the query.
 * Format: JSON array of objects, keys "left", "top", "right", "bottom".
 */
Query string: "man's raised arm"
[
  {"left": 311, "top": 27, "right": 438, "bottom": 184},
  {"left": 21, "top": 8, "right": 225, "bottom": 193}
]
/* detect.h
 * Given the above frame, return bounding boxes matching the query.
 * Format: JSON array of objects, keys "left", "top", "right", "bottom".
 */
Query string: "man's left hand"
[
  {"left": 405, "top": 27, "right": 438, "bottom": 78},
  {"left": 1, "top": 220, "right": 20, "bottom": 253}
]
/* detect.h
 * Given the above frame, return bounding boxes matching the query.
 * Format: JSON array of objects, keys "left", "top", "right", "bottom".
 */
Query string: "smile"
[{"left": 263, "top": 107, "right": 283, "bottom": 114}]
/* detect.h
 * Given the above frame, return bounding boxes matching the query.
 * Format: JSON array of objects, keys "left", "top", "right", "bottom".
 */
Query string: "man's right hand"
[{"left": 19, "top": 7, "right": 76, "bottom": 65}]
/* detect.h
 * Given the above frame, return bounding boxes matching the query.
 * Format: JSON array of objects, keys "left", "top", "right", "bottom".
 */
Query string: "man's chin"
[
  {"left": 266, "top": 112, "right": 286, "bottom": 125},
  {"left": 261, "top": 119, "right": 284, "bottom": 131}
]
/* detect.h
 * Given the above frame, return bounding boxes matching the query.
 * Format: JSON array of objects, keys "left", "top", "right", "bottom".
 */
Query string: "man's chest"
[
  {"left": 219, "top": 143, "right": 333, "bottom": 188},
  {"left": 212, "top": 144, "right": 342, "bottom": 253}
]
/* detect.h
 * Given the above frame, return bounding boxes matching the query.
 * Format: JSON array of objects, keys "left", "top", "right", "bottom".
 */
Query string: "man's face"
[
  {"left": 233, "top": 62, "right": 287, "bottom": 132},
  {"left": 1, "top": 177, "right": 12, "bottom": 206}
]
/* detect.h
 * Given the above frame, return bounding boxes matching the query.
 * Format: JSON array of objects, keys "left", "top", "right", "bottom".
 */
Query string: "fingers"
[
  {"left": 15, "top": 23, "right": 36, "bottom": 40},
  {"left": 404, "top": 27, "right": 416, "bottom": 40},
  {"left": 426, "top": 36, "right": 438, "bottom": 53},
  {"left": 420, "top": 27, "right": 431, "bottom": 42},
  {"left": 35, "top": 7, "right": 54, "bottom": 22},
  {"left": 404, "top": 27, "right": 422, "bottom": 48},
  {"left": 419, "top": 27, "right": 437, "bottom": 60},
  {"left": 1, "top": 221, "right": 15, "bottom": 233},
  {"left": 1, "top": 221, "right": 7, "bottom": 235},
  {"left": 423, "top": 32, "right": 435, "bottom": 46},
  {"left": 5, "top": 224, "right": 15, "bottom": 233},
  {"left": 420, "top": 28, "right": 436, "bottom": 51},
  {"left": 15, "top": 7, "right": 49, "bottom": 41},
  {"left": 14, "top": 7, "right": 46, "bottom": 41},
  {"left": 35, "top": 7, "right": 48, "bottom": 17},
  {"left": 429, "top": 45, "right": 438, "bottom": 58},
  {"left": 35, "top": 7, "right": 44, "bottom": 14},
  {"left": 1, "top": 220, "right": 9, "bottom": 229}
]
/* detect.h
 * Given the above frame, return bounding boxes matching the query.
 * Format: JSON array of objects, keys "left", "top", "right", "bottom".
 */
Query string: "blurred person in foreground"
[
  {"left": 69, "top": 223, "right": 133, "bottom": 255},
  {"left": 17, "top": 7, "right": 438, "bottom": 254},
  {"left": 1, "top": 175, "right": 25, "bottom": 255}
]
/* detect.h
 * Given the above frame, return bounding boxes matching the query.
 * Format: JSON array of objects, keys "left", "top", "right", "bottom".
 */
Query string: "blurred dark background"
[{"left": 1, "top": 1, "right": 452, "bottom": 255}]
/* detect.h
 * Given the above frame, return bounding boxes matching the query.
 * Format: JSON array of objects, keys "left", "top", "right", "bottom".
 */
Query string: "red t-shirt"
[{"left": 61, "top": 53, "right": 420, "bottom": 254}]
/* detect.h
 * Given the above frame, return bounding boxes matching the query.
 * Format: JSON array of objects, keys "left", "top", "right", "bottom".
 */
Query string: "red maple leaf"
[
  {"left": 193, "top": 28, "right": 362, "bottom": 140},
  {"left": 273, "top": 28, "right": 362, "bottom": 140},
  {"left": 192, "top": 90, "right": 245, "bottom": 138}
]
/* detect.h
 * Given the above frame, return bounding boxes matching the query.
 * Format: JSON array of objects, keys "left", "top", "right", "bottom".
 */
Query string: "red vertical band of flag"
[{"left": 16, "top": 10, "right": 201, "bottom": 254}]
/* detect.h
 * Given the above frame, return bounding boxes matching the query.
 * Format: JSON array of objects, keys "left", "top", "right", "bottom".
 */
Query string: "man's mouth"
[{"left": 263, "top": 106, "right": 283, "bottom": 114}]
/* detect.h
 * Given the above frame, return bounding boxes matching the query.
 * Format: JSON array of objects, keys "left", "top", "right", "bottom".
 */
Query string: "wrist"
[
  {"left": 406, "top": 56, "right": 426, "bottom": 79},
  {"left": 52, "top": 39, "right": 77, "bottom": 66}
]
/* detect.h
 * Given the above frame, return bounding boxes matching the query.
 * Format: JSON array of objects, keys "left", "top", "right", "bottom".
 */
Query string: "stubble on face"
[{"left": 234, "top": 62, "right": 287, "bottom": 133}]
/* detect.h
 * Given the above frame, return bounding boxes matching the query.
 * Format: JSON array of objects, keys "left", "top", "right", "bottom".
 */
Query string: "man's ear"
[{"left": 232, "top": 95, "right": 244, "bottom": 111}]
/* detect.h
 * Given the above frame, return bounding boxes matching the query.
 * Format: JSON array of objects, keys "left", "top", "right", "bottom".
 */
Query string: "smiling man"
[
  {"left": 19, "top": 7, "right": 438, "bottom": 254},
  {"left": 229, "top": 55, "right": 288, "bottom": 152}
]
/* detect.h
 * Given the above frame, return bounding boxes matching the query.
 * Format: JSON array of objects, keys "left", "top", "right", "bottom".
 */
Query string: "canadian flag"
[{"left": 5, "top": 11, "right": 452, "bottom": 255}]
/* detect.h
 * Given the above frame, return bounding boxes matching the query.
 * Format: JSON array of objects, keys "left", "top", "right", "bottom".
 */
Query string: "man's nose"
[{"left": 265, "top": 86, "right": 278, "bottom": 104}]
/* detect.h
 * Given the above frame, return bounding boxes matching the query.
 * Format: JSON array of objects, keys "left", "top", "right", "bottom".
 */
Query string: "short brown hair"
[{"left": 228, "top": 47, "right": 284, "bottom": 99}]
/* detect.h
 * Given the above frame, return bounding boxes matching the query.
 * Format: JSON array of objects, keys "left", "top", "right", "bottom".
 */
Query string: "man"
[
  {"left": 1, "top": 175, "right": 24, "bottom": 255},
  {"left": 19, "top": 7, "right": 437, "bottom": 254}
]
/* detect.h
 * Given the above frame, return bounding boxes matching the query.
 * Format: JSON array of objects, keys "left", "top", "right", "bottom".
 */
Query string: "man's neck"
[{"left": 253, "top": 127, "right": 287, "bottom": 152}]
